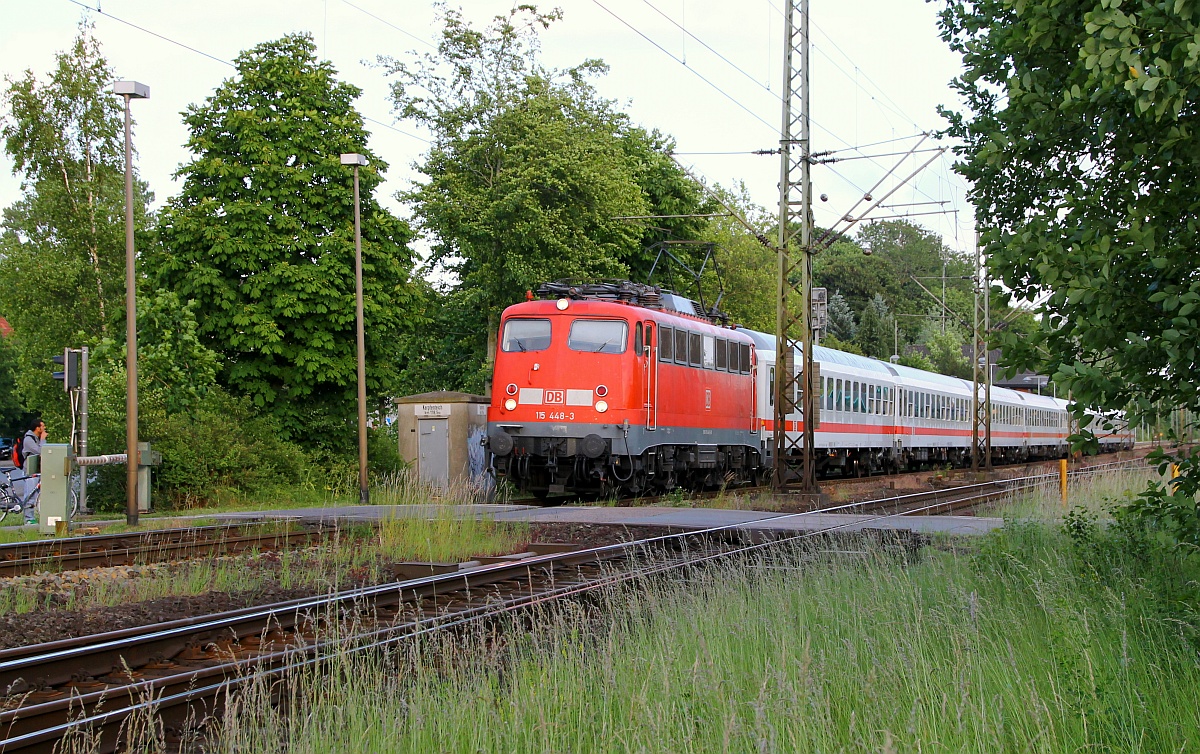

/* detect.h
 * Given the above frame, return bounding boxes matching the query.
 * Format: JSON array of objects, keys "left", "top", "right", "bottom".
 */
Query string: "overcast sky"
[{"left": 0, "top": 0, "right": 974, "bottom": 258}]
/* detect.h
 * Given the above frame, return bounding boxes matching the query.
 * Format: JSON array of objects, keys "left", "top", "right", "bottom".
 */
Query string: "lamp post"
[
  {"left": 114, "top": 80, "right": 148, "bottom": 526},
  {"left": 340, "top": 153, "right": 369, "bottom": 504}
]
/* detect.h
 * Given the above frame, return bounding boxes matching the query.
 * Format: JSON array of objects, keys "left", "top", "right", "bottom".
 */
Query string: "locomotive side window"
[
  {"left": 702, "top": 336, "right": 715, "bottom": 369},
  {"left": 660, "top": 326, "right": 673, "bottom": 361},
  {"left": 689, "top": 333, "right": 702, "bottom": 367},
  {"left": 739, "top": 343, "right": 751, "bottom": 374},
  {"left": 634, "top": 323, "right": 643, "bottom": 354},
  {"left": 728, "top": 342, "right": 740, "bottom": 373},
  {"left": 645, "top": 323, "right": 654, "bottom": 354},
  {"left": 675, "top": 329, "right": 689, "bottom": 365},
  {"left": 501, "top": 318, "right": 552, "bottom": 352},
  {"left": 568, "top": 319, "right": 628, "bottom": 354},
  {"left": 715, "top": 339, "right": 727, "bottom": 371}
]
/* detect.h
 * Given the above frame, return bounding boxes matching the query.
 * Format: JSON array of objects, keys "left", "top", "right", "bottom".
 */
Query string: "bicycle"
[
  {"left": 0, "top": 467, "right": 80, "bottom": 526},
  {"left": 0, "top": 468, "right": 39, "bottom": 525}
]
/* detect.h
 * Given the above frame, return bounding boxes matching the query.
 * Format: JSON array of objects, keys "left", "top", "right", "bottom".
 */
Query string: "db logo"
[{"left": 544, "top": 390, "right": 565, "bottom": 405}]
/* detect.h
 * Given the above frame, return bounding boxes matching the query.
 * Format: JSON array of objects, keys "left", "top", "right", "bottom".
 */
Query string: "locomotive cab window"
[
  {"left": 501, "top": 318, "right": 552, "bottom": 352},
  {"left": 660, "top": 326, "right": 673, "bottom": 361},
  {"left": 689, "top": 333, "right": 702, "bottom": 367},
  {"left": 568, "top": 319, "right": 628, "bottom": 354},
  {"left": 634, "top": 323, "right": 643, "bottom": 354}
]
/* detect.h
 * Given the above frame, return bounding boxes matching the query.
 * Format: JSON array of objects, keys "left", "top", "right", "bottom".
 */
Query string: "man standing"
[{"left": 20, "top": 418, "right": 45, "bottom": 525}]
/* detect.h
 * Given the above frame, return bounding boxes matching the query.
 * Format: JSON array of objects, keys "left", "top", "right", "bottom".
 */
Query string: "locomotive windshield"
[
  {"left": 568, "top": 319, "right": 628, "bottom": 354},
  {"left": 501, "top": 318, "right": 551, "bottom": 352}
]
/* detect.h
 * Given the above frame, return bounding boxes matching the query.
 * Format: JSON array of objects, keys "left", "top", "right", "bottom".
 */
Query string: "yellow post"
[
  {"left": 1171, "top": 464, "right": 1181, "bottom": 479},
  {"left": 1059, "top": 458, "right": 1068, "bottom": 508}
]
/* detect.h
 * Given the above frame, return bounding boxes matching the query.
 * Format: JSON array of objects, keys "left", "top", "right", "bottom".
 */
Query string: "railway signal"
[{"left": 51, "top": 349, "right": 80, "bottom": 390}]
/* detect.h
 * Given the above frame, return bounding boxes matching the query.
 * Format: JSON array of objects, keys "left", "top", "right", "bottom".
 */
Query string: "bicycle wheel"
[
  {"left": 68, "top": 471, "right": 82, "bottom": 517},
  {"left": 0, "top": 488, "right": 17, "bottom": 524}
]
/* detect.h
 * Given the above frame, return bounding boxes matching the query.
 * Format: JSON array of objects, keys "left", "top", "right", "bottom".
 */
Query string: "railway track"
[
  {"left": 0, "top": 489, "right": 1011, "bottom": 752},
  {"left": 0, "top": 524, "right": 329, "bottom": 579},
  {"left": 0, "top": 457, "right": 1152, "bottom": 751}
]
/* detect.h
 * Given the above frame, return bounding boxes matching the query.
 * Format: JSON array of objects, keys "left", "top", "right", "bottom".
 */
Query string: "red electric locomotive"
[{"left": 487, "top": 282, "right": 761, "bottom": 497}]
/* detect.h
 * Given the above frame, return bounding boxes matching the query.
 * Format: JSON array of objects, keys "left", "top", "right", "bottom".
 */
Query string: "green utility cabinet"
[{"left": 39, "top": 443, "right": 70, "bottom": 535}]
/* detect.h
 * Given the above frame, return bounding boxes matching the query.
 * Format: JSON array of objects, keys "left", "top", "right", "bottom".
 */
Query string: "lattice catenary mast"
[{"left": 773, "top": 0, "right": 819, "bottom": 493}]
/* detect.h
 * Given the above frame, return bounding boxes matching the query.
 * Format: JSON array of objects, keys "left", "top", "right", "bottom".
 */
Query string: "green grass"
[
  {"left": 982, "top": 464, "right": 1158, "bottom": 520},
  {"left": 198, "top": 470, "right": 1200, "bottom": 753}
]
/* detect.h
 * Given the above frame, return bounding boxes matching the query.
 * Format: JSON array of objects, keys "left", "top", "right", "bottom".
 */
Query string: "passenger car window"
[
  {"left": 501, "top": 318, "right": 551, "bottom": 352},
  {"left": 568, "top": 319, "right": 628, "bottom": 354}
]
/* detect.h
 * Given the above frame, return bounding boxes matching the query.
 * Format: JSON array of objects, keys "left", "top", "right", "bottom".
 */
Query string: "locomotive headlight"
[
  {"left": 556, "top": 298, "right": 570, "bottom": 310},
  {"left": 595, "top": 400, "right": 609, "bottom": 413},
  {"left": 504, "top": 398, "right": 517, "bottom": 411}
]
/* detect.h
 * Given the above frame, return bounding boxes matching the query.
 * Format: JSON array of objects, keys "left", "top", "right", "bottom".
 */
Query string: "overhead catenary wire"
[
  {"left": 340, "top": 0, "right": 436, "bottom": 50},
  {"left": 64, "top": 0, "right": 968, "bottom": 244},
  {"left": 588, "top": 0, "right": 779, "bottom": 134},
  {"left": 63, "top": 0, "right": 432, "bottom": 145}
]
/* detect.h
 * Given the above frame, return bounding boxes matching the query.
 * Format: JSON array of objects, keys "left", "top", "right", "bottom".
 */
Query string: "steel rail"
[{"left": 0, "top": 524, "right": 329, "bottom": 579}]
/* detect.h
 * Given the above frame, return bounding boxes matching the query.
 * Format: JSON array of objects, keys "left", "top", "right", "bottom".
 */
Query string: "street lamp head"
[
  {"left": 340, "top": 153, "right": 368, "bottom": 166},
  {"left": 112, "top": 81, "right": 149, "bottom": 99}
]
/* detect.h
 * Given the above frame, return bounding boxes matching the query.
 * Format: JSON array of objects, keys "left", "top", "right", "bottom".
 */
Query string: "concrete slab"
[
  {"left": 210, "top": 503, "right": 1002, "bottom": 537},
  {"left": 491, "top": 505, "right": 1003, "bottom": 536}
]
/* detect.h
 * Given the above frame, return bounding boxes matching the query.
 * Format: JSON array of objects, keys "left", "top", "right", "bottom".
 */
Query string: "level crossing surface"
[{"left": 206, "top": 503, "right": 1003, "bottom": 536}]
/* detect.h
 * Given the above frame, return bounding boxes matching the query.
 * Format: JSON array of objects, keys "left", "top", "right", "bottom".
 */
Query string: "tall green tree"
[
  {"left": 382, "top": 5, "right": 710, "bottom": 390},
  {"left": 0, "top": 24, "right": 149, "bottom": 427},
  {"left": 826, "top": 291, "right": 857, "bottom": 343},
  {"left": 937, "top": 0, "right": 1200, "bottom": 541},
  {"left": 698, "top": 184, "right": 775, "bottom": 332},
  {"left": 155, "top": 34, "right": 421, "bottom": 437},
  {"left": 854, "top": 294, "right": 895, "bottom": 360},
  {"left": 923, "top": 322, "right": 972, "bottom": 380}
]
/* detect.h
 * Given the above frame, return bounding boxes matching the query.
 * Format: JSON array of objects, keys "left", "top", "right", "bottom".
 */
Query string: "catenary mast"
[{"left": 773, "top": 0, "right": 818, "bottom": 493}]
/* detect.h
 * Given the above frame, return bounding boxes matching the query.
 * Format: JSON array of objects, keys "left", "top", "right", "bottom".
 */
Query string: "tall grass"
[
  {"left": 984, "top": 464, "right": 1158, "bottom": 520},
  {"left": 207, "top": 517, "right": 1200, "bottom": 753}
]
